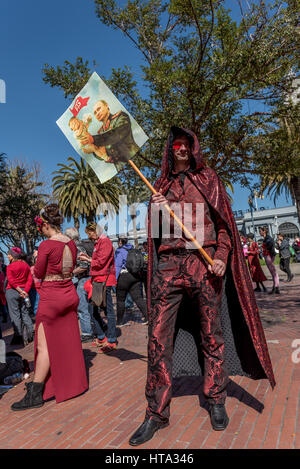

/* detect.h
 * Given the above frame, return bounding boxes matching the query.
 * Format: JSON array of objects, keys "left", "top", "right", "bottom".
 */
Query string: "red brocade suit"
[
  {"left": 34, "top": 240, "right": 88, "bottom": 403},
  {"left": 145, "top": 126, "right": 275, "bottom": 424}
]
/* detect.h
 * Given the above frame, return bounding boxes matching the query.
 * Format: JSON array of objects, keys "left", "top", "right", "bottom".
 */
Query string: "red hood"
[{"left": 160, "top": 126, "right": 205, "bottom": 179}]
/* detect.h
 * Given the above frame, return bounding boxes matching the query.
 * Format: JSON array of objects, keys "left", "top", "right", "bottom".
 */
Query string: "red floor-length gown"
[
  {"left": 247, "top": 241, "right": 267, "bottom": 283},
  {"left": 34, "top": 239, "right": 88, "bottom": 403}
]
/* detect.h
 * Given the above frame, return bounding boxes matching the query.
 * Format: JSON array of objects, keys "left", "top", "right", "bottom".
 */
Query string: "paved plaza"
[{"left": 0, "top": 273, "right": 299, "bottom": 450}]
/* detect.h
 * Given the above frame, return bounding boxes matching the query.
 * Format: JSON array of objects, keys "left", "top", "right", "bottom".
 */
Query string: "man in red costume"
[{"left": 129, "top": 127, "right": 275, "bottom": 446}]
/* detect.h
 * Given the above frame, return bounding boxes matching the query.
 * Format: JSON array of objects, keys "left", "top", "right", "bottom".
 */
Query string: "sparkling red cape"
[{"left": 146, "top": 127, "right": 275, "bottom": 389}]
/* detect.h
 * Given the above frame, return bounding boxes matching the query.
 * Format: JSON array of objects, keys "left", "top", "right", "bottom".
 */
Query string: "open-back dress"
[{"left": 34, "top": 239, "right": 88, "bottom": 403}]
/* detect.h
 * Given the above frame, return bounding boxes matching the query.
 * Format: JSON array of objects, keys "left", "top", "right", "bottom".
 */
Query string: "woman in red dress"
[
  {"left": 11, "top": 204, "right": 88, "bottom": 411},
  {"left": 246, "top": 233, "right": 267, "bottom": 292}
]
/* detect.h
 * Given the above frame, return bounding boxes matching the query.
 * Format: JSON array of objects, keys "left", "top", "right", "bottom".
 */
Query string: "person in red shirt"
[
  {"left": 80, "top": 222, "right": 117, "bottom": 353},
  {"left": 5, "top": 247, "right": 34, "bottom": 345},
  {"left": 0, "top": 253, "right": 8, "bottom": 325},
  {"left": 0, "top": 269, "right": 6, "bottom": 338},
  {"left": 246, "top": 233, "right": 267, "bottom": 292}
]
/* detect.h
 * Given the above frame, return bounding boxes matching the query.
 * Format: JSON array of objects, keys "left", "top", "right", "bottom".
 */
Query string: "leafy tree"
[
  {"left": 252, "top": 96, "right": 300, "bottom": 219},
  {"left": 43, "top": 0, "right": 299, "bottom": 199},
  {"left": 52, "top": 156, "right": 122, "bottom": 228},
  {"left": 0, "top": 152, "right": 6, "bottom": 201},
  {"left": 0, "top": 152, "right": 6, "bottom": 179},
  {"left": 0, "top": 161, "right": 48, "bottom": 253}
]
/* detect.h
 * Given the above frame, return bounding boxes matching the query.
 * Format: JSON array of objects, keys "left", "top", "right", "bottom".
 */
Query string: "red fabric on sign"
[{"left": 69, "top": 96, "right": 90, "bottom": 117}]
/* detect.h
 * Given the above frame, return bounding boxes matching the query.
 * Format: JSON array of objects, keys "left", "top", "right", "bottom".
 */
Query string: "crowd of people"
[
  {"left": 239, "top": 227, "right": 298, "bottom": 295},
  {"left": 0, "top": 205, "right": 148, "bottom": 411},
  {"left": 0, "top": 221, "right": 148, "bottom": 348}
]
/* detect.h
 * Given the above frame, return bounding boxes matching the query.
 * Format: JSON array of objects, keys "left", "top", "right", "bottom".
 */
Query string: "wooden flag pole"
[{"left": 128, "top": 159, "right": 213, "bottom": 266}]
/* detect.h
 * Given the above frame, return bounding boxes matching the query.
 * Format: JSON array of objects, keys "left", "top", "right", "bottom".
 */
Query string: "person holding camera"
[{"left": 79, "top": 222, "right": 117, "bottom": 354}]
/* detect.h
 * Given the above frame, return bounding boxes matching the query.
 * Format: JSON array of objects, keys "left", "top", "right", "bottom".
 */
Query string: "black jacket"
[{"left": 278, "top": 238, "right": 291, "bottom": 259}]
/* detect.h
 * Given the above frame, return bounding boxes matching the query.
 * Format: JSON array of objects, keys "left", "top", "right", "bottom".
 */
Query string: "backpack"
[
  {"left": 126, "top": 249, "right": 145, "bottom": 275},
  {"left": 0, "top": 351, "right": 30, "bottom": 384}
]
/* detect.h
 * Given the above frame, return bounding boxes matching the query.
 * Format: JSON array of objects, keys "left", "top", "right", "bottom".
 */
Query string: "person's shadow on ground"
[
  {"left": 172, "top": 376, "right": 264, "bottom": 414},
  {"left": 95, "top": 347, "right": 147, "bottom": 363},
  {"left": 83, "top": 349, "right": 97, "bottom": 386}
]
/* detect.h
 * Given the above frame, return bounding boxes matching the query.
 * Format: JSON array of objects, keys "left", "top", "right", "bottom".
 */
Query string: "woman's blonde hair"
[{"left": 85, "top": 222, "right": 103, "bottom": 236}]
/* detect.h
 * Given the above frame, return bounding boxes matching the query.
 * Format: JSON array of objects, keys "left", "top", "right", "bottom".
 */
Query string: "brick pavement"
[{"left": 0, "top": 273, "right": 299, "bottom": 449}]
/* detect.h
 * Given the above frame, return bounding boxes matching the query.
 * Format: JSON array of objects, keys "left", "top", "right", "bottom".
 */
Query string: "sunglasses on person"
[{"left": 173, "top": 143, "right": 189, "bottom": 150}]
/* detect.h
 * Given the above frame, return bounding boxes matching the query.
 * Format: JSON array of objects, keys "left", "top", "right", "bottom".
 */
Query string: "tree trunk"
[
  {"left": 86, "top": 213, "right": 95, "bottom": 223},
  {"left": 291, "top": 176, "right": 300, "bottom": 224}
]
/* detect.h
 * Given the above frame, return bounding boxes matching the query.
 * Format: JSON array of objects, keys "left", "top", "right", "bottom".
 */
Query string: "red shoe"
[
  {"left": 97, "top": 342, "right": 117, "bottom": 354},
  {"left": 92, "top": 337, "right": 108, "bottom": 348}
]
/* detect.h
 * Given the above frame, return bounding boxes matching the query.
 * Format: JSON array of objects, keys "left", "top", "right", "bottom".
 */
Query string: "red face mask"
[{"left": 172, "top": 144, "right": 182, "bottom": 150}]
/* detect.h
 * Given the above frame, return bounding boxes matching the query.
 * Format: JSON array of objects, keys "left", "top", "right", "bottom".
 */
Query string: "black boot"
[
  {"left": 287, "top": 274, "right": 294, "bottom": 282},
  {"left": 275, "top": 287, "right": 280, "bottom": 294},
  {"left": 129, "top": 418, "right": 169, "bottom": 446},
  {"left": 209, "top": 404, "right": 229, "bottom": 431},
  {"left": 254, "top": 286, "right": 261, "bottom": 292},
  {"left": 11, "top": 381, "right": 44, "bottom": 411},
  {"left": 268, "top": 286, "right": 275, "bottom": 295}
]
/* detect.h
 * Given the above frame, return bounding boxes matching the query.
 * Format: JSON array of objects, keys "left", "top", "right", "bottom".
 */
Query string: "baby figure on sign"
[{"left": 68, "top": 114, "right": 110, "bottom": 162}]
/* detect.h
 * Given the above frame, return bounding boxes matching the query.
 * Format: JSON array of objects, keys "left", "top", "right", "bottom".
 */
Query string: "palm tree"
[
  {"left": 258, "top": 111, "right": 300, "bottom": 221},
  {"left": 261, "top": 173, "right": 300, "bottom": 220},
  {"left": 52, "top": 157, "right": 122, "bottom": 228}
]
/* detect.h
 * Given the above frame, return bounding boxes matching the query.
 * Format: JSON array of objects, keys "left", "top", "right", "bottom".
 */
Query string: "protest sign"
[{"left": 57, "top": 72, "right": 148, "bottom": 183}]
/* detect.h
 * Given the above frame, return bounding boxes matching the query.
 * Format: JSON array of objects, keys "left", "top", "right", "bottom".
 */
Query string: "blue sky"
[{"left": 0, "top": 0, "right": 292, "bottom": 236}]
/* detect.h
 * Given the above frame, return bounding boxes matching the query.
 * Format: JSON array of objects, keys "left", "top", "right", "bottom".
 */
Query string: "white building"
[
  {"left": 234, "top": 205, "right": 300, "bottom": 240},
  {"left": 108, "top": 205, "right": 300, "bottom": 245}
]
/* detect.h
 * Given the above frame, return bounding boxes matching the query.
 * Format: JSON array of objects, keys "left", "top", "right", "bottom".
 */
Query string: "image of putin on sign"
[{"left": 80, "top": 99, "right": 140, "bottom": 165}]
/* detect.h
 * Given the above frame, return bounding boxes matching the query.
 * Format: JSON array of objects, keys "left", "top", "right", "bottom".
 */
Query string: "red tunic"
[
  {"left": 6, "top": 260, "right": 32, "bottom": 293},
  {"left": 158, "top": 170, "right": 231, "bottom": 264},
  {"left": 247, "top": 242, "right": 267, "bottom": 283},
  {"left": 89, "top": 234, "right": 117, "bottom": 286},
  {"left": 34, "top": 239, "right": 88, "bottom": 403}
]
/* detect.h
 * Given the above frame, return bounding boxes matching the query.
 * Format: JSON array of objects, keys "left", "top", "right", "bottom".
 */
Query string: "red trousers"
[{"left": 146, "top": 250, "right": 229, "bottom": 423}]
